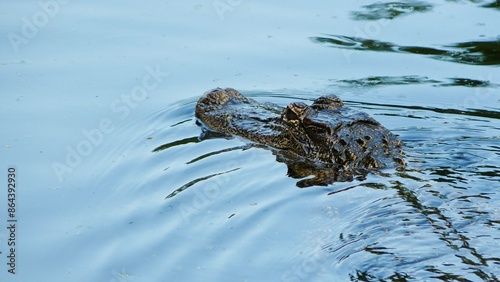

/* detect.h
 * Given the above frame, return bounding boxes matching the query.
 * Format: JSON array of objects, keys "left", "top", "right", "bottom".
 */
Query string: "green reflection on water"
[
  {"left": 332, "top": 75, "right": 498, "bottom": 88},
  {"left": 482, "top": 0, "right": 500, "bottom": 10},
  {"left": 351, "top": 1, "right": 433, "bottom": 21},
  {"left": 311, "top": 35, "right": 500, "bottom": 65}
]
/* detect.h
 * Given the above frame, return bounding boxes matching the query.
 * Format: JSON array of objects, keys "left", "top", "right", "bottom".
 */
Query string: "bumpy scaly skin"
[{"left": 195, "top": 88, "right": 405, "bottom": 171}]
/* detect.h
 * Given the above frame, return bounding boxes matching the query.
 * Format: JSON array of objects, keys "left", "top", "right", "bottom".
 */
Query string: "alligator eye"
[
  {"left": 283, "top": 108, "right": 299, "bottom": 121},
  {"left": 282, "top": 102, "right": 309, "bottom": 122}
]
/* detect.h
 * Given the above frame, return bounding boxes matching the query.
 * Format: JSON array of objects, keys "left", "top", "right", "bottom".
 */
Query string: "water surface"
[{"left": 1, "top": 0, "right": 499, "bottom": 281}]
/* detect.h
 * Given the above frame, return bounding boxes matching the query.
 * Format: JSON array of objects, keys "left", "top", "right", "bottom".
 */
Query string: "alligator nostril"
[
  {"left": 283, "top": 109, "right": 299, "bottom": 121},
  {"left": 364, "top": 135, "right": 372, "bottom": 141}
]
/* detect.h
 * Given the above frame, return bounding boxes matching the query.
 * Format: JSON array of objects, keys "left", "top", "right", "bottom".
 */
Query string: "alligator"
[{"left": 195, "top": 88, "right": 405, "bottom": 187}]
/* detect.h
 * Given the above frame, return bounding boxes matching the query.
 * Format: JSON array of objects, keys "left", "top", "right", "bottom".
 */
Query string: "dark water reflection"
[
  {"left": 311, "top": 35, "right": 500, "bottom": 65},
  {"left": 333, "top": 75, "right": 498, "bottom": 88},
  {"left": 351, "top": 1, "right": 433, "bottom": 21},
  {"left": 447, "top": 0, "right": 500, "bottom": 10},
  {"left": 482, "top": 1, "right": 500, "bottom": 9},
  {"left": 350, "top": 0, "right": 500, "bottom": 21}
]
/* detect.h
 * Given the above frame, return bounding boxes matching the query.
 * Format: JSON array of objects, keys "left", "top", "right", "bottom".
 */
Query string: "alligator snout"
[{"left": 198, "top": 88, "right": 244, "bottom": 106}]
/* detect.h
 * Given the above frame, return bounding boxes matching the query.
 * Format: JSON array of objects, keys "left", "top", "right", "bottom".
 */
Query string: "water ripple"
[{"left": 88, "top": 90, "right": 499, "bottom": 281}]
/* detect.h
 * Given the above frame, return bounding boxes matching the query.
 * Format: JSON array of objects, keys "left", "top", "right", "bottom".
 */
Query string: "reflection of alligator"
[{"left": 195, "top": 88, "right": 405, "bottom": 187}]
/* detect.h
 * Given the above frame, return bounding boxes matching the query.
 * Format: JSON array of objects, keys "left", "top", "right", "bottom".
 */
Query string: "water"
[{"left": 1, "top": 1, "right": 499, "bottom": 281}]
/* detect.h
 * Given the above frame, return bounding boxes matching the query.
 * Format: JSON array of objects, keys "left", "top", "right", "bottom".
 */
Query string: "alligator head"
[{"left": 195, "top": 88, "right": 405, "bottom": 186}]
